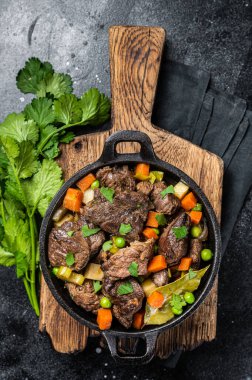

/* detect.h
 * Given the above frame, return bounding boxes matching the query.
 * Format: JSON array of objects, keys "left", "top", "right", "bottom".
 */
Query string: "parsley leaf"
[
  {"left": 54, "top": 94, "right": 82, "bottom": 124},
  {"left": 172, "top": 226, "right": 188, "bottom": 240},
  {"left": 65, "top": 253, "right": 75, "bottom": 266},
  {"left": 93, "top": 280, "right": 102, "bottom": 293},
  {"left": 16, "top": 57, "right": 54, "bottom": 94},
  {"left": 155, "top": 213, "right": 167, "bottom": 226},
  {"left": 67, "top": 230, "right": 74, "bottom": 237},
  {"left": 0, "top": 247, "right": 15, "bottom": 267},
  {"left": 119, "top": 223, "right": 132, "bottom": 235},
  {"left": 37, "top": 73, "right": 73, "bottom": 99},
  {"left": 189, "top": 268, "right": 197, "bottom": 279},
  {"left": 24, "top": 98, "right": 55, "bottom": 127},
  {"left": 0, "top": 113, "right": 39, "bottom": 144},
  {"left": 117, "top": 281, "right": 134, "bottom": 295},
  {"left": 169, "top": 294, "right": 186, "bottom": 311},
  {"left": 160, "top": 185, "right": 175, "bottom": 198},
  {"left": 100, "top": 187, "right": 114, "bottom": 203},
  {"left": 22, "top": 159, "right": 63, "bottom": 217},
  {"left": 79, "top": 88, "right": 111, "bottom": 126},
  {"left": 102, "top": 240, "right": 113, "bottom": 251},
  {"left": 128, "top": 261, "right": 138, "bottom": 277},
  {"left": 14, "top": 251, "right": 29, "bottom": 278},
  {"left": 59, "top": 132, "right": 75, "bottom": 144},
  {"left": 82, "top": 225, "right": 101, "bottom": 237}
]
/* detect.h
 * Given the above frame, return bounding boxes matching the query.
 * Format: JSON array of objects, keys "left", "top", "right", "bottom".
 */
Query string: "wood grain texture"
[{"left": 39, "top": 26, "right": 223, "bottom": 358}]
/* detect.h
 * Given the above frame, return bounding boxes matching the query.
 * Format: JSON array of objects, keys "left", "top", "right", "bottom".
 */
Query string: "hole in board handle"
[{"left": 116, "top": 142, "right": 141, "bottom": 155}]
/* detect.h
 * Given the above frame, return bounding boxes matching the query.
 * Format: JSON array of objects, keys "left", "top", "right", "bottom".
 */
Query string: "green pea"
[
  {"left": 191, "top": 225, "right": 202, "bottom": 238},
  {"left": 184, "top": 292, "right": 195, "bottom": 304},
  {"left": 91, "top": 179, "right": 100, "bottom": 189},
  {"left": 201, "top": 248, "right": 213, "bottom": 261},
  {"left": 192, "top": 203, "right": 202, "bottom": 211},
  {"left": 114, "top": 237, "right": 126, "bottom": 248},
  {"left": 152, "top": 228, "right": 160, "bottom": 235},
  {"left": 171, "top": 307, "right": 183, "bottom": 315},
  {"left": 100, "top": 296, "right": 112, "bottom": 309},
  {"left": 52, "top": 267, "right": 59, "bottom": 277}
]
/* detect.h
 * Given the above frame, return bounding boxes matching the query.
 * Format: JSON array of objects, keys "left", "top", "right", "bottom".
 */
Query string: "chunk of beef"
[
  {"left": 189, "top": 239, "right": 202, "bottom": 269},
  {"left": 48, "top": 216, "right": 105, "bottom": 271},
  {"left": 66, "top": 280, "right": 101, "bottom": 313},
  {"left": 84, "top": 190, "right": 150, "bottom": 242},
  {"left": 102, "top": 239, "right": 154, "bottom": 281},
  {"left": 103, "top": 278, "right": 144, "bottom": 328},
  {"left": 136, "top": 181, "right": 153, "bottom": 195},
  {"left": 48, "top": 228, "right": 90, "bottom": 271},
  {"left": 96, "top": 165, "right": 136, "bottom": 192},
  {"left": 152, "top": 269, "right": 169, "bottom": 287},
  {"left": 151, "top": 182, "right": 180, "bottom": 215},
  {"left": 158, "top": 212, "right": 191, "bottom": 266}
]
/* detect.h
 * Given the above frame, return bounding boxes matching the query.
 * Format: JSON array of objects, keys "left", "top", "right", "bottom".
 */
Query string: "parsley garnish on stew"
[
  {"left": 93, "top": 280, "right": 102, "bottom": 293},
  {"left": 67, "top": 230, "right": 74, "bottom": 237},
  {"left": 189, "top": 268, "right": 197, "bottom": 279},
  {"left": 169, "top": 294, "right": 186, "bottom": 311},
  {"left": 100, "top": 186, "right": 115, "bottom": 203},
  {"left": 65, "top": 252, "right": 75, "bottom": 266},
  {"left": 155, "top": 213, "right": 167, "bottom": 226},
  {"left": 119, "top": 223, "right": 132, "bottom": 235},
  {"left": 102, "top": 240, "right": 113, "bottom": 251},
  {"left": 82, "top": 225, "right": 101, "bottom": 237},
  {"left": 117, "top": 281, "right": 134, "bottom": 295},
  {"left": 172, "top": 226, "right": 188, "bottom": 240},
  {"left": 160, "top": 185, "right": 175, "bottom": 198},
  {"left": 128, "top": 261, "right": 138, "bottom": 277}
]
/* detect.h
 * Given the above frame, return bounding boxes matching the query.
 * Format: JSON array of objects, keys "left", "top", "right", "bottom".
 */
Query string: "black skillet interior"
[{"left": 40, "top": 131, "right": 222, "bottom": 362}]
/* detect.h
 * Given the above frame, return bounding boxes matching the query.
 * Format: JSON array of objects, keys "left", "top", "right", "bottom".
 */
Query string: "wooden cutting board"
[{"left": 39, "top": 26, "right": 223, "bottom": 359}]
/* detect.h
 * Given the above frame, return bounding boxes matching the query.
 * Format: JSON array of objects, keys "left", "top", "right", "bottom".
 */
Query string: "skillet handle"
[
  {"left": 103, "top": 332, "right": 158, "bottom": 365},
  {"left": 99, "top": 130, "right": 157, "bottom": 162}
]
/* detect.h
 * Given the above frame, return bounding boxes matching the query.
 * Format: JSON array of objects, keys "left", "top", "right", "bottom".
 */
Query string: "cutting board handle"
[{"left": 109, "top": 26, "right": 165, "bottom": 132}]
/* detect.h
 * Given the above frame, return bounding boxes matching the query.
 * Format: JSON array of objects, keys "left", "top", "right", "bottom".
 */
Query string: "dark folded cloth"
[{"left": 152, "top": 60, "right": 252, "bottom": 253}]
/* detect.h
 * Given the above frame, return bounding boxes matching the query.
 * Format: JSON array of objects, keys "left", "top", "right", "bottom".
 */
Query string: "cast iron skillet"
[{"left": 40, "top": 130, "right": 222, "bottom": 365}]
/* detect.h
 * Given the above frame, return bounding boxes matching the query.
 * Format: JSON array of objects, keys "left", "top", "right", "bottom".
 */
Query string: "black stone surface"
[{"left": 0, "top": 1, "right": 252, "bottom": 379}]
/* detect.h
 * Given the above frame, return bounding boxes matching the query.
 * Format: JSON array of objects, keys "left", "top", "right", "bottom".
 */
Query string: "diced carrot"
[
  {"left": 178, "top": 257, "right": 193, "bottom": 271},
  {"left": 133, "top": 310, "right": 145, "bottom": 330},
  {"left": 135, "top": 163, "right": 150, "bottom": 180},
  {"left": 147, "top": 291, "right": 164, "bottom": 308},
  {"left": 189, "top": 210, "right": 202, "bottom": 224},
  {"left": 147, "top": 255, "right": 167, "bottom": 272},
  {"left": 97, "top": 308, "right": 113, "bottom": 330},
  {"left": 146, "top": 211, "right": 159, "bottom": 228},
  {"left": 181, "top": 192, "right": 197, "bottom": 210},
  {"left": 143, "top": 228, "right": 159, "bottom": 240},
  {"left": 63, "top": 188, "right": 83, "bottom": 212},
  {"left": 76, "top": 173, "right": 96, "bottom": 192}
]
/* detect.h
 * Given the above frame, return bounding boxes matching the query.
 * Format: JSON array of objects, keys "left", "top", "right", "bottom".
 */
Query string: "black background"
[{"left": 0, "top": 1, "right": 251, "bottom": 379}]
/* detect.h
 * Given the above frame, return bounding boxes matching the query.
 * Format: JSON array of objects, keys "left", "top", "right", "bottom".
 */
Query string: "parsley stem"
[
  {"left": 37, "top": 121, "right": 83, "bottom": 155},
  {"left": 29, "top": 216, "right": 40, "bottom": 316},
  {"left": 23, "top": 278, "right": 33, "bottom": 308}
]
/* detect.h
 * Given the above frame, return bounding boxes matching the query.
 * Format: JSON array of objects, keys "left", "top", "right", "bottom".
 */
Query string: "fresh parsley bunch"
[{"left": 0, "top": 57, "right": 111, "bottom": 315}]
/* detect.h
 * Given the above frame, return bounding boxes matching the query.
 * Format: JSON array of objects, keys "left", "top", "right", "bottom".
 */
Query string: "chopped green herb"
[
  {"left": 117, "top": 281, "right": 134, "bottom": 295},
  {"left": 172, "top": 226, "right": 188, "bottom": 240},
  {"left": 82, "top": 225, "right": 101, "bottom": 237},
  {"left": 155, "top": 213, "right": 167, "bottom": 226},
  {"left": 192, "top": 203, "right": 202, "bottom": 211},
  {"left": 102, "top": 240, "right": 113, "bottom": 251},
  {"left": 119, "top": 223, "right": 132, "bottom": 235},
  {"left": 188, "top": 268, "right": 197, "bottom": 279},
  {"left": 65, "top": 252, "right": 75, "bottom": 266},
  {"left": 67, "top": 230, "right": 74, "bottom": 237},
  {"left": 93, "top": 280, "right": 102, "bottom": 293},
  {"left": 160, "top": 185, "right": 175, "bottom": 198},
  {"left": 169, "top": 293, "right": 186, "bottom": 311},
  {"left": 100, "top": 186, "right": 114, "bottom": 203},
  {"left": 128, "top": 261, "right": 138, "bottom": 277}
]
